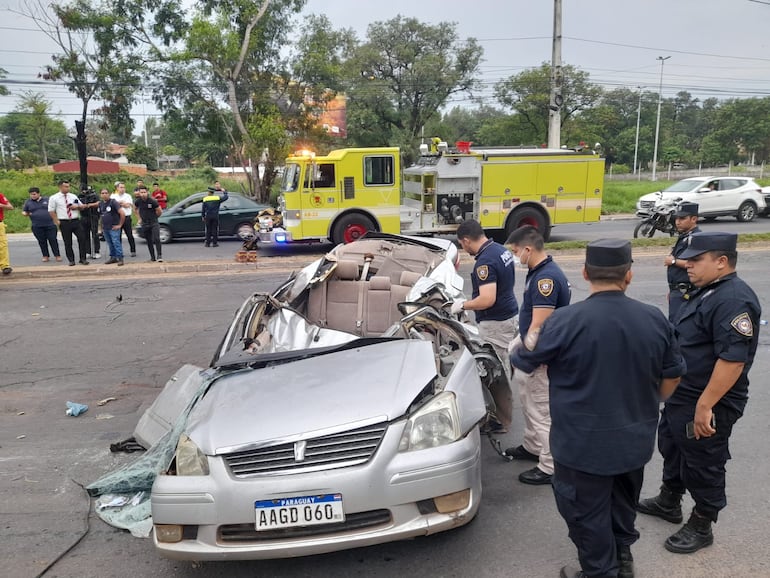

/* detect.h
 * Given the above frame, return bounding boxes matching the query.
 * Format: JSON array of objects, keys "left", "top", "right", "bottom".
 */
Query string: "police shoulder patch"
[
  {"left": 476, "top": 265, "right": 489, "bottom": 281},
  {"left": 730, "top": 312, "right": 753, "bottom": 337},
  {"left": 537, "top": 278, "right": 554, "bottom": 297}
]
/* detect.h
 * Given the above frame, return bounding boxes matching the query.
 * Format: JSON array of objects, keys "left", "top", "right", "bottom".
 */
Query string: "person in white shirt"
[
  {"left": 111, "top": 182, "right": 137, "bottom": 257},
  {"left": 48, "top": 180, "right": 89, "bottom": 266}
]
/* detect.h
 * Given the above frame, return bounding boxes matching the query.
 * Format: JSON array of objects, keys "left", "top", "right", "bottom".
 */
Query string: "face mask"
[{"left": 515, "top": 248, "right": 531, "bottom": 268}]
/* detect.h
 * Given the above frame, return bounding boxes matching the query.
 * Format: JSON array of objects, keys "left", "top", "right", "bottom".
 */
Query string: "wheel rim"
[
  {"left": 641, "top": 222, "right": 655, "bottom": 237},
  {"left": 343, "top": 223, "right": 368, "bottom": 243},
  {"left": 741, "top": 204, "right": 755, "bottom": 220},
  {"left": 159, "top": 227, "right": 171, "bottom": 243},
  {"left": 517, "top": 216, "right": 540, "bottom": 229}
]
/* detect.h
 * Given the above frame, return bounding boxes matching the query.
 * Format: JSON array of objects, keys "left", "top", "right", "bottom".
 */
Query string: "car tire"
[
  {"left": 736, "top": 201, "right": 757, "bottom": 222},
  {"left": 332, "top": 213, "right": 376, "bottom": 245},
  {"left": 159, "top": 225, "right": 172, "bottom": 244},
  {"left": 505, "top": 206, "right": 549, "bottom": 241},
  {"left": 236, "top": 222, "right": 255, "bottom": 241}
]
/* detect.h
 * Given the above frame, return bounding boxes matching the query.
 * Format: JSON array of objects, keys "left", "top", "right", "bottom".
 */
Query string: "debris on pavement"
[{"left": 65, "top": 401, "right": 89, "bottom": 417}]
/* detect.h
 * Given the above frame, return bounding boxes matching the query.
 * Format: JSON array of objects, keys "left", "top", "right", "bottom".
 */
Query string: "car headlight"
[
  {"left": 175, "top": 433, "right": 209, "bottom": 476},
  {"left": 398, "top": 392, "right": 461, "bottom": 452}
]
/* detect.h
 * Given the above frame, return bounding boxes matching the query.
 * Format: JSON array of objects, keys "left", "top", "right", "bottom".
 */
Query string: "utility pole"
[
  {"left": 547, "top": 0, "right": 563, "bottom": 149},
  {"left": 633, "top": 86, "right": 644, "bottom": 175},
  {"left": 651, "top": 56, "right": 670, "bottom": 181}
]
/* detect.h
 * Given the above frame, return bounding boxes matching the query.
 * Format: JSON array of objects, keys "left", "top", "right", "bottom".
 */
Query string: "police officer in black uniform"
[
  {"left": 638, "top": 232, "right": 761, "bottom": 555},
  {"left": 454, "top": 219, "right": 518, "bottom": 432},
  {"left": 511, "top": 238, "right": 685, "bottom": 578},
  {"left": 78, "top": 185, "right": 101, "bottom": 259},
  {"left": 665, "top": 201, "right": 700, "bottom": 321}
]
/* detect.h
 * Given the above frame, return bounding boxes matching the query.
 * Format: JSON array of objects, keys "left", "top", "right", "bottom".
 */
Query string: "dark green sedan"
[{"left": 150, "top": 192, "right": 270, "bottom": 244}]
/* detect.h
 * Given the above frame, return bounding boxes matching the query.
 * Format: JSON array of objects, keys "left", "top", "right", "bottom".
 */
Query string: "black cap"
[
  {"left": 586, "top": 238, "right": 632, "bottom": 267},
  {"left": 207, "top": 186, "right": 217, "bottom": 192},
  {"left": 674, "top": 202, "right": 698, "bottom": 218},
  {"left": 678, "top": 231, "right": 737, "bottom": 259}
]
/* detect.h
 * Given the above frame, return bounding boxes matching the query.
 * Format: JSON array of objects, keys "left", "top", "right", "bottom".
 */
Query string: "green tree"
[
  {"left": 0, "top": 94, "right": 70, "bottom": 167},
  {"left": 494, "top": 63, "right": 603, "bottom": 146},
  {"left": 20, "top": 0, "right": 148, "bottom": 187},
  {"left": 126, "top": 143, "right": 156, "bottom": 169},
  {"left": 344, "top": 16, "right": 483, "bottom": 156},
  {"left": 0, "top": 67, "right": 9, "bottom": 96}
]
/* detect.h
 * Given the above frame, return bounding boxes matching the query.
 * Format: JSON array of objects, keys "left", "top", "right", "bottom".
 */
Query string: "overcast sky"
[{"left": 2, "top": 0, "right": 770, "bottom": 130}]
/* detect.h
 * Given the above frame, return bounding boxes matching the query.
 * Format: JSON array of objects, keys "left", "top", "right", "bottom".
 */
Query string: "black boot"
[
  {"left": 636, "top": 484, "right": 683, "bottom": 523},
  {"left": 617, "top": 544, "right": 634, "bottom": 578},
  {"left": 664, "top": 509, "right": 714, "bottom": 554}
]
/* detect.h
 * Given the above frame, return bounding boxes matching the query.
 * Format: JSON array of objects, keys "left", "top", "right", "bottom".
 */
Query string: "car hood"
[
  {"left": 185, "top": 339, "right": 438, "bottom": 455},
  {"left": 638, "top": 191, "right": 694, "bottom": 204}
]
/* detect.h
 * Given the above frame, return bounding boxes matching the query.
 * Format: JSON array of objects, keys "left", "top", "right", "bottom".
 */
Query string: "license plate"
[{"left": 255, "top": 493, "right": 345, "bottom": 531}]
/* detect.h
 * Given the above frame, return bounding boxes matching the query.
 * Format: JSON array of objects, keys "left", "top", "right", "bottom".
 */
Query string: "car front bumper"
[{"left": 151, "top": 426, "right": 482, "bottom": 560}]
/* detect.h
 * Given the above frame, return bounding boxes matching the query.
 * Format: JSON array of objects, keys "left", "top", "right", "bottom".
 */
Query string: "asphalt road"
[
  {"left": 5, "top": 214, "right": 770, "bottom": 270},
  {"left": 1, "top": 248, "right": 769, "bottom": 578}
]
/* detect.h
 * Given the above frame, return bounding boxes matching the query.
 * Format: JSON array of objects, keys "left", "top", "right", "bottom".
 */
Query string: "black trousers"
[
  {"left": 667, "top": 290, "right": 687, "bottom": 322},
  {"left": 657, "top": 403, "right": 741, "bottom": 521},
  {"left": 143, "top": 223, "right": 162, "bottom": 260},
  {"left": 31, "top": 224, "right": 60, "bottom": 258},
  {"left": 121, "top": 215, "right": 136, "bottom": 253},
  {"left": 58, "top": 219, "right": 87, "bottom": 263},
  {"left": 552, "top": 462, "right": 644, "bottom": 577},
  {"left": 80, "top": 212, "right": 100, "bottom": 255},
  {"left": 205, "top": 216, "right": 220, "bottom": 244}
]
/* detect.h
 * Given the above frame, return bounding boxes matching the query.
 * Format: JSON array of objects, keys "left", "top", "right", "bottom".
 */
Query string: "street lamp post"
[
  {"left": 633, "top": 86, "right": 644, "bottom": 175},
  {"left": 151, "top": 135, "right": 160, "bottom": 170},
  {"left": 651, "top": 56, "right": 670, "bottom": 181}
]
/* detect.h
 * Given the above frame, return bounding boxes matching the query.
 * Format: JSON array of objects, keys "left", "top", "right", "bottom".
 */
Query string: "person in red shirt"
[
  {"left": 0, "top": 191, "right": 14, "bottom": 274},
  {"left": 152, "top": 182, "right": 168, "bottom": 210}
]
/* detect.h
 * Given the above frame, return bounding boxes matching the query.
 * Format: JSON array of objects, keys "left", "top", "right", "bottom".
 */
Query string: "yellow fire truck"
[{"left": 258, "top": 141, "right": 604, "bottom": 245}]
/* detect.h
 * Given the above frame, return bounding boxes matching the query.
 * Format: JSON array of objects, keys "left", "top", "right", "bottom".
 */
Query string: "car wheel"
[
  {"left": 159, "top": 225, "right": 172, "bottom": 244},
  {"left": 736, "top": 201, "right": 757, "bottom": 222},
  {"left": 332, "top": 213, "right": 376, "bottom": 245},
  {"left": 505, "top": 207, "right": 549, "bottom": 241},
  {"left": 236, "top": 222, "right": 255, "bottom": 241}
]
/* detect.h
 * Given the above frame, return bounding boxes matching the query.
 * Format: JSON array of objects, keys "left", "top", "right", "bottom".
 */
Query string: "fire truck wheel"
[
  {"left": 332, "top": 214, "right": 376, "bottom": 245},
  {"left": 506, "top": 207, "right": 547, "bottom": 240}
]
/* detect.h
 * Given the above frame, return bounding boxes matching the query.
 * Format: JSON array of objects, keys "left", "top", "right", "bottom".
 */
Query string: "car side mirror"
[{"left": 698, "top": 187, "right": 712, "bottom": 193}]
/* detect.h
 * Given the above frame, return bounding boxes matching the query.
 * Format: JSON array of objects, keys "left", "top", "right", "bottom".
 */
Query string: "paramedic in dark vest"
[
  {"left": 665, "top": 201, "right": 700, "bottom": 321},
  {"left": 201, "top": 185, "right": 229, "bottom": 247},
  {"left": 638, "top": 231, "right": 760, "bottom": 555},
  {"left": 453, "top": 219, "right": 517, "bottom": 432},
  {"left": 511, "top": 238, "right": 685, "bottom": 578}
]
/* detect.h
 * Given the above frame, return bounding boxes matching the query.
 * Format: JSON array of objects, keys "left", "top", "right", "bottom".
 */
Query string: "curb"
[{"left": 0, "top": 257, "right": 313, "bottom": 281}]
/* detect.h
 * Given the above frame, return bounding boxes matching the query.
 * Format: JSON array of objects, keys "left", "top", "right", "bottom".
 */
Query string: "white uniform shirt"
[
  {"left": 111, "top": 192, "right": 133, "bottom": 217},
  {"left": 48, "top": 191, "right": 83, "bottom": 220}
]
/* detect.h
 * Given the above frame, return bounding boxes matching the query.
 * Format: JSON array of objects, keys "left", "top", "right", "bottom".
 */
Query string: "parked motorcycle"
[{"left": 633, "top": 195, "right": 682, "bottom": 238}]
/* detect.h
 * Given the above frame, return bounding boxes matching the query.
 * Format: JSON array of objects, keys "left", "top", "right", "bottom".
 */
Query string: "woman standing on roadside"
[{"left": 22, "top": 187, "right": 61, "bottom": 262}]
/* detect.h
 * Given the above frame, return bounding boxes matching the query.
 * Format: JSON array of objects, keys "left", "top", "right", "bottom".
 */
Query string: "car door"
[
  {"left": 695, "top": 179, "right": 723, "bottom": 215},
  {"left": 716, "top": 178, "right": 745, "bottom": 213},
  {"left": 172, "top": 197, "right": 205, "bottom": 238},
  {"left": 218, "top": 195, "right": 247, "bottom": 236}
]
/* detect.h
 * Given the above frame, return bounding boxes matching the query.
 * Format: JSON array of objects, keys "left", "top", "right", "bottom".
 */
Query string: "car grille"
[
  {"left": 638, "top": 200, "right": 656, "bottom": 210},
  {"left": 222, "top": 422, "right": 388, "bottom": 477},
  {"left": 218, "top": 509, "right": 392, "bottom": 542}
]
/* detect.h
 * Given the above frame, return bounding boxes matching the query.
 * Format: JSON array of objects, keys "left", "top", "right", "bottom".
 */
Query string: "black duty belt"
[{"left": 669, "top": 282, "right": 691, "bottom": 293}]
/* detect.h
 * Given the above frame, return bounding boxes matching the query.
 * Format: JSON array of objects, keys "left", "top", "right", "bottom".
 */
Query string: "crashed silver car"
[{"left": 147, "top": 233, "right": 506, "bottom": 560}]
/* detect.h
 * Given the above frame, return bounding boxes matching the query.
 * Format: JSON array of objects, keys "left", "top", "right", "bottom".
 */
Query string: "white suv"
[{"left": 636, "top": 176, "right": 766, "bottom": 222}]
